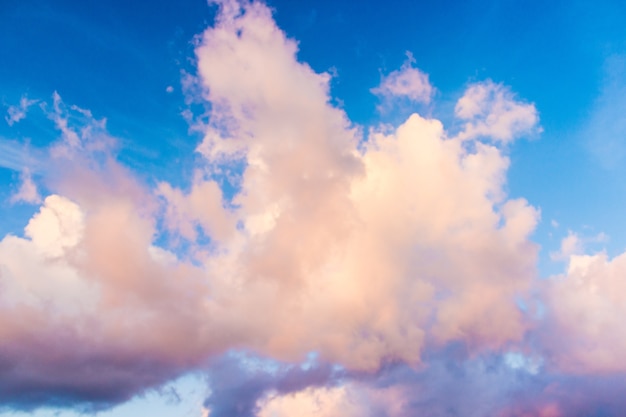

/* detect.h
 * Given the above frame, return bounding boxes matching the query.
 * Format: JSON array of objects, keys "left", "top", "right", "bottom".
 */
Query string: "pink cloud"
[
  {"left": 455, "top": 80, "right": 540, "bottom": 143},
  {"left": 371, "top": 52, "right": 434, "bottom": 105},
  {"left": 9, "top": 1, "right": 623, "bottom": 416}
]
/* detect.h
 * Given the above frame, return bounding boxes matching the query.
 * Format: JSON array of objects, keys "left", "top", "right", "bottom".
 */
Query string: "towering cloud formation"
[{"left": 4, "top": 0, "right": 622, "bottom": 416}]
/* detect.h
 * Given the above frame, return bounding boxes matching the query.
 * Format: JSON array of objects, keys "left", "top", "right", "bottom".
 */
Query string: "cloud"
[
  {"left": 0, "top": 190, "right": 213, "bottom": 411},
  {"left": 371, "top": 52, "right": 434, "bottom": 105},
  {"left": 10, "top": 169, "right": 41, "bottom": 204},
  {"left": 15, "top": 0, "right": 626, "bottom": 415},
  {"left": 455, "top": 80, "right": 540, "bottom": 143},
  {"left": 5, "top": 96, "right": 38, "bottom": 126},
  {"left": 541, "top": 250, "right": 626, "bottom": 375},
  {"left": 189, "top": 0, "right": 539, "bottom": 373},
  {"left": 0, "top": 2, "right": 544, "bottom": 414},
  {"left": 46, "top": 91, "right": 115, "bottom": 156},
  {"left": 549, "top": 230, "right": 608, "bottom": 262},
  {"left": 203, "top": 353, "right": 343, "bottom": 417}
]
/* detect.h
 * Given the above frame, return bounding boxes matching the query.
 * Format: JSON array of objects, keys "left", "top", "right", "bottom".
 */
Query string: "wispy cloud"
[{"left": 4, "top": 96, "right": 38, "bottom": 126}]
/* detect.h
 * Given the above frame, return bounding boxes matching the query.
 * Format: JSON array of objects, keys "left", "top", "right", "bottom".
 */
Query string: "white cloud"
[
  {"left": 550, "top": 231, "right": 583, "bottom": 261},
  {"left": 157, "top": 178, "right": 235, "bottom": 243},
  {"left": 24, "top": 194, "right": 84, "bottom": 257},
  {"left": 455, "top": 80, "right": 540, "bottom": 143},
  {"left": 0, "top": 0, "right": 544, "bottom": 410},
  {"left": 371, "top": 52, "right": 433, "bottom": 105},
  {"left": 256, "top": 381, "right": 414, "bottom": 417},
  {"left": 189, "top": 0, "right": 539, "bottom": 370}
]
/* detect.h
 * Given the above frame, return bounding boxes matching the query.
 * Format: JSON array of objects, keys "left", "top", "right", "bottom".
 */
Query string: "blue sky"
[{"left": 2, "top": 0, "right": 626, "bottom": 416}]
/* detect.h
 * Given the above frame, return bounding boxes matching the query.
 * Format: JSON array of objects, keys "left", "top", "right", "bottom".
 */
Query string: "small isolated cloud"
[
  {"left": 455, "top": 80, "right": 540, "bottom": 143},
  {"left": 5, "top": 96, "right": 38, "bottom": 126},
  {"left": 0, "top": 138, "right": 40, "bottom": 172},
  {"left": 10, "top": 169, "right": 41, "bottom": 204},
  {"left": 372, "top": 52, "right": 433, "bottom": 105},
  {"left": 166, "top": 85, "right": 174, "bottom": 93},
  {"left": 257, "top": 385, "right": 364, "bottom": 417}
]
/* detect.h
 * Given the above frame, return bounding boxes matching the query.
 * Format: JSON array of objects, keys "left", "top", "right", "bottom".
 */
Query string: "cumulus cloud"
[
  {"left": 6, "top": 0, "right": 621, "bottom": 415},
  {"left": 258, "top": 385, "right": 365, "bottom": 417},
  {"left": 542, "top": 250, "right": 626, "bottom": 374},
  {"left": 203, "top": 353, "right": 344, "bottom": 417},
  {"left": 157, "top": 178, "right": 236, "bottom": 243},
  {"left": 188, "top": 0, "right": 539, "bottom": 372},
  {"left": 549, "top": 230, "right": 608, "bottom": 262},
  {"left": 371, "top": 52, "right": 433, "bottom": 105},
  {"left": 0, "top": 0, "right": 543, "bottom": 411},
  {"left": 455, "top": 80, "right": 540, "bottom": 143}
]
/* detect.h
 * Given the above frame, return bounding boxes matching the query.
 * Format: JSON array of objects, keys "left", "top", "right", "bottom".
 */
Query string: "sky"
[{"left": 1, "top": 0, "right": 626, "bottom": 416}]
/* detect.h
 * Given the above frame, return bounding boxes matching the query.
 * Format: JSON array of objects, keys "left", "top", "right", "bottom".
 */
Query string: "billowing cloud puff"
[
  {"left": 190, "top": 0, "right": 539, "bottom": 371},
  {"left": 543, "top": 250, "right": 626, "bottom": 374},
  {"left": 455, "top": 80, "right": 540, "bottom": 143},
  {"left": 371, "top": 52, "right": 433, "bottom": 104}
]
